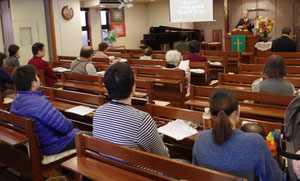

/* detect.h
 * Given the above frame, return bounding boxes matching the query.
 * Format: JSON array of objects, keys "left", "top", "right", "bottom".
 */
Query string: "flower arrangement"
[{"left": 255, "top": 16, "right": 275, "bottom": 35}]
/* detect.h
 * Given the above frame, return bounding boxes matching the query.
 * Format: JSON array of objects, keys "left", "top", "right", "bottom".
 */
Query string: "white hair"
[{"left": 165, "top": 50, "right": 181, "bottom": 64}]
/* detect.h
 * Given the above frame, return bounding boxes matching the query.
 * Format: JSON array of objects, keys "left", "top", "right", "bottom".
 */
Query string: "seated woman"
[
  {"left": 254, "top": 55, "right": 294, "bottom": 95},
  {"left": 139, "top": 47, "right": 152, "bottom": 60},
  {"left": 94, "top": 42, "right": 109, "bottom": 59},
  {"left": 193, "top": 89, "right": 282, "bottom": 181},
  {"left": 6, "top": 44, "right": 20, "bottom": 67},
  {"left": 185, "top": 40, "right": 207, "bottom": 62},
  {"left": 0, "top": 53, "right": 15, "bottom": 98}
]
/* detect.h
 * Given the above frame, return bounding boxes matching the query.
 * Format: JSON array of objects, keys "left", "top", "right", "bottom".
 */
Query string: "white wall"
[
  {"left": 114, "top": 3, "right": 147, "bottom": 48},
  {"left": 10, "top": 0, "right": 49, "bottom": 65},
  {"left": 53, "top": 0, "right": 83, "bottom": 56},
  {"left": 145, "top": 1, "right": 180, "bottom": 30}
]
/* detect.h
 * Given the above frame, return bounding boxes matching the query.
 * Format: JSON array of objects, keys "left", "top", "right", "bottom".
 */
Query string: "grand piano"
[{"left": 141, "top": 26, "right": 203, "bottom": 50}]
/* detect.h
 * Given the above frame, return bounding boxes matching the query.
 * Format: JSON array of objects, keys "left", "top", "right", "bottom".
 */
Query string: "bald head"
[
  {"left": 242, "top": 11, "right": 249, "bottom": 19},
  {"left": 80, "top": 46, "right": 94, "bottom": 60}
]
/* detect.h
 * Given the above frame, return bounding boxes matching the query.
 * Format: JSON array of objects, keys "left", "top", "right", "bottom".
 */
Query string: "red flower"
[{"left": 268, "top": 19, "right": 271, "bottom": 23}]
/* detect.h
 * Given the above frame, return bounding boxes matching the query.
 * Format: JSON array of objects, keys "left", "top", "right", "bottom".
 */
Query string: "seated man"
[
  {"left": 271, "top": 27, "right": 297, "bottom": 52},
  {"left": 139, "top": 47, "right": 152, "bottom": 60},
  {"left": 71, "top": 46, "right": 97, "bottom": 76},
  {"left": 0, "top": 52, "right": 15, "bottom": 98},
  {"left": 174, "top": 32, "right": 189, "bottom": 51},
  {"left": 28, "top": 43, "right": 58, "bottom": 87},
  {"left": 10, "top": 65, "right": 79, "bottom": 155},
  {"left": 185, "top": 40, "right": 207, "bottom": 62},
  {"left": 93, "top": 62, "right": 169, "bottom": 158}
]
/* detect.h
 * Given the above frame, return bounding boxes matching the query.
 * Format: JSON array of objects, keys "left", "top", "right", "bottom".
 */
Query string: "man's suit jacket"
[
  {"left": 271, "top": 36, "right": 297, "bottom": 52},
  {"left": 236, "top": 18, "right": 254, "bottom": 34}
]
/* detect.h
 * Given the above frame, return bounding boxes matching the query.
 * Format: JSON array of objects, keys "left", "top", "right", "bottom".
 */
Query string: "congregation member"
[
  {"left": 165, "top": 50, "right": 190, "bottom": 91},
  {"left": 6, "top": 44, "right": 20, "bottom": 67},
  {"left": 10, "top": 65, "right": 78, "bottom": 155},
  {"left": 174, "top": 32, "right": 189, "bottom": 51},
  {"left": 193, "top": 88, "right": 282, "bottom": 181},
  {"left": 271, "top": 27, "right": 297, "bottom": 52},
  {"left": 185, "top": 40, "right": 207, "bottom": 62},
  {"left": 93, "top": 62, "right": 169, "bottom": 158},
  {"left": 94, "top": 42, "right": 109, "bottom": 58},
  {"left": 28, "top": 43, "right": 58, "bottom": 87},
  {"left": 139, "top": 47, "right": 153, "bottom": 60},
  {"left": 236, "top": 10, "right": 254, "bottom": 34},
  {"left": 0, "top": 52, "right": 15, "bottom": 98},
  {"left": 71, "top": 46, "right": 97, "bottom": 76},
  {"left": 254, "top": 55, "right": 295, "bottom": 95}
]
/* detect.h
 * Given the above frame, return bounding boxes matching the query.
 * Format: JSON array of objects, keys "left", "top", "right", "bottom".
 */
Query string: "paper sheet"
[
  {"left": 53, "top": 67, "right": 71, "bottom": 72},
  {"left": 190, "top": 69, "right": 205, "bottom": 74},
  {"left": 209, "top": 62, "right": 222, "bottom": 66},
  {"left": 158, "top": 119, "right": 198, "bottom": 141},
  {"left": 97, "top": 71, "right": 105, "bottom": 76},
  {"left": 178, "top": 60, "right": 190, "bottom": 71},
  {"left": 65, "top": 106, "right": 96, "bottom": 116}
]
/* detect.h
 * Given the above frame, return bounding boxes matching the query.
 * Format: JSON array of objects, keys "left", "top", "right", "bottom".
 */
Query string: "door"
[{"left": 13, "top": 20, "right": 39, "bottom": 65}]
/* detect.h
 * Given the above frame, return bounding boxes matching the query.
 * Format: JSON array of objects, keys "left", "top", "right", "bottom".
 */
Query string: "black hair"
[
  {"left": 32, "top": 43, "right": 44, "bottom": 56},
  {"left": 282, "top": 27, "right": 292, "bottom": 35},
  {"left": 263, "top": 55, "right": 287, "bottom": 78},
  {"left": 0, "top": 52, "right": 7, "bottom": 67},
  {"left": 104, "top": 62, "right": 135, "bottom": 100},
  {"left": 80, "top": 46, "right": 94, "bottom": 59},
  {"left": 12, "top": 65, "right": 37, "bottom": 91},
  {"left": 180, "top": 32, "right": 188, "bottom": 41},
  {"left": 98, "top": 42, "right": 109, "bottom": 52},
  {"left": 210, "top": 89, "right": 238, "bottom": 145},
  {"left": 188, "top": 40, "right": 200, "bottom": 54},
  {"left": 8, "top": 44, "right": 20, "bottom": 57}
]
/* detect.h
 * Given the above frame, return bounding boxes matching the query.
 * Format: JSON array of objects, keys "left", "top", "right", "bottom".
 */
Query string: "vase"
[{"left": 262, "top": 34, "right": 270, "bottom": 42}]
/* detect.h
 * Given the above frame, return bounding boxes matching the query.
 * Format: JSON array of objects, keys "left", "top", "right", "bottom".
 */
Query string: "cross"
[{"left": 233, "top": 38, "right": 243, "bottom": 52}]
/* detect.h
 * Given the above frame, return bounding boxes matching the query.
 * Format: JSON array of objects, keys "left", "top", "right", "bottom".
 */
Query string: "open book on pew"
[
  {"left": 158, "top": 119, "right": 198, "bottom": 141},
  {"left": 65, "top": 106, "right": 96, "bottom": 116}
]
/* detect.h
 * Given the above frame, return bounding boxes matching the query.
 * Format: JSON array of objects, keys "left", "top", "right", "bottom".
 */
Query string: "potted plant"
[
  {"left": 255, "top": 16, "right": 275, "bottom": 42},
  {"left": 103, "top": 30, "right": 119, "bottom": 46}
]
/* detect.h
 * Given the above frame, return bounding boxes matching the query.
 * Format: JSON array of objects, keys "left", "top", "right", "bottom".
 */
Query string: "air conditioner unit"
[{"left": 99, "top": 0, "right": 133, "bottom": 9}]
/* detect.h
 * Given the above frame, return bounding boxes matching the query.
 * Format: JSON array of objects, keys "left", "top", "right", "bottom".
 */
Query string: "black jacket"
[
  {"left": 271, "top": 36, "right": 297, "bottom": 52},
  {"left": 236, "top": 18, "right": 254, "bottom": 34}
]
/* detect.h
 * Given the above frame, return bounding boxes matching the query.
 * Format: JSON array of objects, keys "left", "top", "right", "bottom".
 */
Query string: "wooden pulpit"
[{"left": 225, "top": 32, "right": 260, "bottom": 53}]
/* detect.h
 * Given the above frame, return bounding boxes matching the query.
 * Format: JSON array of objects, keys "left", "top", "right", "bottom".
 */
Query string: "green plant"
[{"left": 103, "top": 30, "right": 119, "bottom": 45}]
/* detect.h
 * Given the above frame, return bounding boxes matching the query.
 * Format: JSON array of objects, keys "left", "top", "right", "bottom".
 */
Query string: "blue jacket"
[
  {"left": 0, "top": 68, "right": 13, "bottom": 92},
  {"left": 10, "top": 90, "right": 78, "bottom": 155},
  {"left": 193, "top": 129, "right": 283, "bottom": 181}
]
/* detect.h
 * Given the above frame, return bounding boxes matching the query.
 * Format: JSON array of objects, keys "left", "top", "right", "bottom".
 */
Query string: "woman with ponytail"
[{"left": 192, "top": 89, "right": 282, "bottom": 181}]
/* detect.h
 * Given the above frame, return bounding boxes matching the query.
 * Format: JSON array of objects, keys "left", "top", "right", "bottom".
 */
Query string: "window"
[
  {"left": 80, "top": 8, "right": 91, "bottom": 46},
  {"left": 101, "top": 9, "right": 110, "bottom": 44}
]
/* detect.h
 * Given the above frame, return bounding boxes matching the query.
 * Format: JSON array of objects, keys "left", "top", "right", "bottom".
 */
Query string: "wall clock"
[{"left": 62, "top": 6, "right": 74, "bottom": 21}]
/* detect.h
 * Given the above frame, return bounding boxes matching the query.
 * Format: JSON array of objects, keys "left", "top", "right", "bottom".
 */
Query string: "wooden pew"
[
  {"left": 189, "top": 61, "right": 211, "bottom": 85},
  {"left": 58, "top": 55, "right": 76, "bottom": 62},
  {"left": 239, "top": 64, "right": 300, "bottom": 77},
  {"left": 146, "top": 104, "right": 282, "bottom": 158},
  {"left": 127, "top": 59, "right": 168, "bottom": 67},
  {"left": 93, "top": 57, "right": 109, "bottom": 64},
  {"left": 200, "top": 51, "right": 241, "bottom": 73},
  {"left": 268, "top": 52, "right": 300, "bottom": 59},
  {"left": 56, "top": 72, "right": 106, "bottom": 94},
  {"left": 62, "top": 133, "right": 241, "bottom": 181},
  {"left": 0, "top": 110, "right": 76, "bottom": 181},
  {"left": 133, "top": 67, "right": 187, "bottom": 107},
  {"left": 185, "top": 85, "right": 296, "bottom": 121},
  {"left": 50, "top": 61, "right": 71, "bottom": 69},
  {"left": 152, "top": 54, "right": 165, "bottom": 60},
  {"left": 254, "top": 57, "right": 300, "bottom": 66}
]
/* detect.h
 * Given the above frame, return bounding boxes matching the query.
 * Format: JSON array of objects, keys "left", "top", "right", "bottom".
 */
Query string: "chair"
[{"left": 208, "top": 29, "right": 222, "bottom": 51}]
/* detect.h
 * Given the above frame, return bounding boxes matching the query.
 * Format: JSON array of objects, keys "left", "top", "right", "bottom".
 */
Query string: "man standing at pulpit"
[{"left": 236, "top": 11, "right": 254, "bottom": 34}]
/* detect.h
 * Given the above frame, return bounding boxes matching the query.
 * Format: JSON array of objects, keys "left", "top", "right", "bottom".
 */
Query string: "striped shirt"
[{"left": 92, "top": 101, "right": 170, "bottom": 158}]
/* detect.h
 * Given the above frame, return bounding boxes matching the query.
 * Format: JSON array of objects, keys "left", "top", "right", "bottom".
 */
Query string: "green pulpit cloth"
[{"left": 231, "top": 35, "right": 246, "bottom": 53}]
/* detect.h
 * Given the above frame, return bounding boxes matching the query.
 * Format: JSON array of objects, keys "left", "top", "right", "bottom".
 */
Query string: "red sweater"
[
  {"left": 185, "top": 54, "right": 207, "bottom": 62},
  {"left": 28, "top": 56, "right": 58, "bottom": 87}
]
